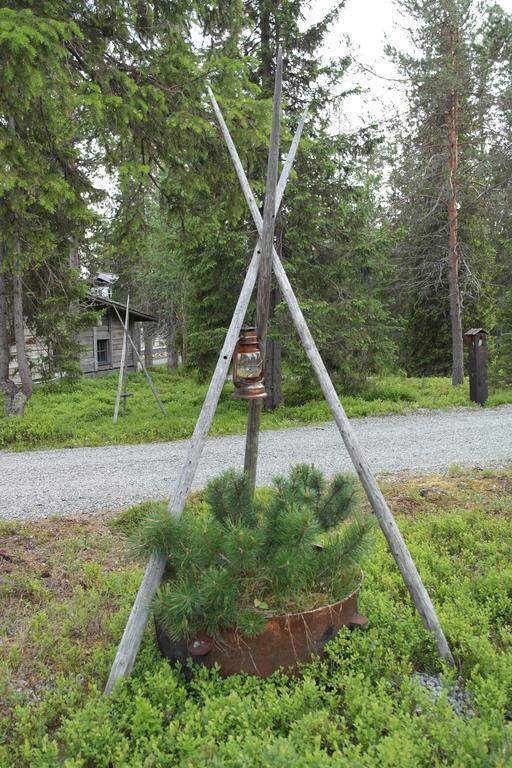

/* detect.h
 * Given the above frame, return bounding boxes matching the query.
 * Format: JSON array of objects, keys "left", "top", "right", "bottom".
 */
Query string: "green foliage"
[
  {"left": 3, "top": 470, "right": 512, "bottom": 765},
  {"left": 1, "top": 0, "right": 260, "bottom": 401},
  {"left": 388, "top": 0, "right": 511, "bottom": 377},
  {"left": 276, "top": 132, "right": 397, "bottom": 393},
  {"left": 1, "top": 370, "right": 512, "bottom": 451},
  {"left": 108, "top": 500, "right": 167, "bottom": 537},
  {"left": 133, "top": 466, "right": 372, "bottom": 641},
  {"left": 168, "top": 0, "right": 396, "bottom": 392}
]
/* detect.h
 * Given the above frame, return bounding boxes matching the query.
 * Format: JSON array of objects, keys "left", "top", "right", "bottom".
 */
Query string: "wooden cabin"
[
  {"left": 8, "top": 272, "right": 158, "bottom": 382},
  {"left": 79, "top": 295, "right": 157, "bottom": 378}
]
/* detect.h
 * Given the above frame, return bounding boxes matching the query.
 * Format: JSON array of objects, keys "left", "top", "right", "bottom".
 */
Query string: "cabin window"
[{"left": 96, "top": 338, "right": 110, "bottom": 365}]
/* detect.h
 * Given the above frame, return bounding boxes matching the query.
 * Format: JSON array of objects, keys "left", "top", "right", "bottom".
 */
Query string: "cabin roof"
[
  {"left": 92, "top": 272, "right": 118, "bottom": 285},
  {"left": 84, "top": 294, "right": 158, "bottom": 323}
]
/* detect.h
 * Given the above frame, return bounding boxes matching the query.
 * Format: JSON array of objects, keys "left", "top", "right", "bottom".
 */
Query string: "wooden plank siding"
[
  {"left": 80, "top": 309, "right": 137, "bottom": 378},
  {"left": 8, "top": 298, "right": 155, "bottom": 382},
  {"left": 8, "top": 326, "right": 48, "bottom": 383}
]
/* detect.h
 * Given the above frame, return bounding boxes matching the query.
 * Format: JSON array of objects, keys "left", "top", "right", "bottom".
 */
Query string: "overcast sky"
[{"left": 304, "top": 0, "right": 512, "bottom": 130}]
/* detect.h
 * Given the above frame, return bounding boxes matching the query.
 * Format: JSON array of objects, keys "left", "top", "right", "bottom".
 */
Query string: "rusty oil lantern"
[{"left": 232, "top": 327, "right": 267, "bottom": 400}]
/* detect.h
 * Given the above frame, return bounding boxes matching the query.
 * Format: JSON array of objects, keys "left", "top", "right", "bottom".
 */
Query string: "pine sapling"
[{"left": 133, "top": 465, "right": 373, "bottom": 641}]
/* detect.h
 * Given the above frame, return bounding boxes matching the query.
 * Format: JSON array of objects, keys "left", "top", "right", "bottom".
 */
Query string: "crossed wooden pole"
[
  {"left": 113, "top": 295, "right": 130, "bottom": 424},
  {"left": 105, "top": 48, "right": 453, "bottom": 694},
  {"left": 111, "top": 300, "right": 168, "bottom": 423}
]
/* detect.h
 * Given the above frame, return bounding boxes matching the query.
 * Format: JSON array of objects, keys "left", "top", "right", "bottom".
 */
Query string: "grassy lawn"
[
  {"left": 1, "top": 468, "right": 512, "bottom": 766},
  {"left": 1, "top": 368, "right": 512, "bottom": 451}
]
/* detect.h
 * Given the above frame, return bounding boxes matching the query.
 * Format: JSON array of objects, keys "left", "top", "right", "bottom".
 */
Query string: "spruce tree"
[{"left": 173, "top": 0, "right": 396, "bottom": 396}]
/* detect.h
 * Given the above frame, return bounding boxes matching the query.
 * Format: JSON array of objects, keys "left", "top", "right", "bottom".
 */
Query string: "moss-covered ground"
[
  {"left": 1, "top": 467, "right": 512, "bottom": 766},
  {"left": 1, "top": 368, "right": 511, "bottom": 451}
]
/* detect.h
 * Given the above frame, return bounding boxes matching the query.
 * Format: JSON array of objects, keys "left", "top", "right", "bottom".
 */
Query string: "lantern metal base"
[{"left": 233, "top": 383, "right": 267, "bottom": 400}]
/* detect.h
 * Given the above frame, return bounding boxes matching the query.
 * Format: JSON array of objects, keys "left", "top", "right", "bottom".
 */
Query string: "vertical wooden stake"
[
  {"left": 92, "top": 326, "right": 98, "bottom": 374},
  {"left": 112, "top": 306, "right": 168, "bottom": 418},
  {"left": 244, "top": 46, "right": 283, "bottom": 489},
  {"left": 113, "top": 295, "right": 130, "bottom": 424}
]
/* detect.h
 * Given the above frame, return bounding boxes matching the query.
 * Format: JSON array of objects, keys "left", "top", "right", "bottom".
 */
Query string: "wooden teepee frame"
[
  {"left": 105, "top": 48, "right": 453, "bottom": 694},
  {"left": 112, "top": 295, "right": 168, "bottom": 423}
]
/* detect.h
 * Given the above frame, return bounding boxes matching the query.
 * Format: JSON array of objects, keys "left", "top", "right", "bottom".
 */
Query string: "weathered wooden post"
[
  {"left": 244, "top": 46, "right": 283, "bottom": 490},
  {"left": 113, "top": 295, "right": 130, "bottom": 424},
  {"left": 465, "top": 328, "right": 488, "bottom": 406}
]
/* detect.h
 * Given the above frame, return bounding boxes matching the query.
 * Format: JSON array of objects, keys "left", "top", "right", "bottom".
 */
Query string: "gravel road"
[{"left": 1, "top": 405, "right": 511, "bottom": 520}]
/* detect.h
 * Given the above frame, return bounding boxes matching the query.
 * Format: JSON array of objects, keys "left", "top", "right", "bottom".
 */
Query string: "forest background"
[{"left": 1, "top": 0, "right": 511, "bottom": 418}]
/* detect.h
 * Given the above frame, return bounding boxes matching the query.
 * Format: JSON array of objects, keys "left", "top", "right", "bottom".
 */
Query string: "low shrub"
[
  {"left": 2, "top": 371, "right": 512, "bottom": 451},
  {"left": 133, "top": 465, "right": 373, "bottom": 640},
  {"left": 2, "top": 471, "right": 512, "bottom": 766}
]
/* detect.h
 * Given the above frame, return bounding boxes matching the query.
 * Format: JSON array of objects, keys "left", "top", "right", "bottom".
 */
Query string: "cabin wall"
[
  {"left": 80, "top": 309, "right": 137, "bottom": 378},
  {"left": 7, "top": 305, "right": 154, "bottom": 382},
  {"left": 8, "top": 327, "right": 48, "bottom": 383}
]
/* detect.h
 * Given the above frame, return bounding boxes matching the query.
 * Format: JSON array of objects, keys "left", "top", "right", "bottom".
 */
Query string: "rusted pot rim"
[{"left": 254, "top": 566, "right": 364, "bottom": 621}]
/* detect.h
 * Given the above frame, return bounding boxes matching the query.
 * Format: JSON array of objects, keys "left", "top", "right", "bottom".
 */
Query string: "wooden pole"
[
  {"left": 272, "top": 252, "right": 455, "bottom": 666},
  {"left": 112, "top": 306, "right": 168, "bottom": 418},
  {"left": 244, "top": 46, "right": 282, "bottom": 489},
  {"left": 212, "top": 99, "right": 455, "bottom": 667},
  {"left": 104, "top": 113, "right": 306, "bottom": 694},
  {"left": 113, "top": 295, "right": 130, "bottom": 424},
  {"left": 122, "top": 354, "right": 129, "bottom": 416}
]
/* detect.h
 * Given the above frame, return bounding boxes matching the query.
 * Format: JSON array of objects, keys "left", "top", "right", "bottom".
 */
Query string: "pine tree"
[
  {"left": 389, "top": 0, "right": 503, "bottom": 381},
  {"left": 133, "top": 465, "right": 374, "bottom": 641}
]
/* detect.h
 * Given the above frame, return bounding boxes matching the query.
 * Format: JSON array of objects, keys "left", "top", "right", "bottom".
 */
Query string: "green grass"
[
  {"left": 1, "top": 368, "right": 512, "bottom": 451},
  {"left": 1, "top": 469, "right": 512, "bottom": 766}
]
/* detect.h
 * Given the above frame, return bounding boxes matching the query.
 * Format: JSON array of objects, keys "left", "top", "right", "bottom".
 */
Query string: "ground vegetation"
[
  {"left": 1, "top": 469, "right": 512, "bottom": 765},
  {"left": 1, "top": 370, "right": 511, "bottom": 451}
]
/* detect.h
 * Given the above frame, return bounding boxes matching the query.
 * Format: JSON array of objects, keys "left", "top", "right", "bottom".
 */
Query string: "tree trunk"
[
  {"left": 133, "top": 322, "right": 142, "bottom": 368},
  {"left": 264, "top": 285, "right": 283, "bottom": 410},
  {"left": 259, "top": 0, "right": 272, "bottom": 92},
  {"left": 144, "top": 324, "right": 154, "bottom": 368},
  {"left": 3, "top": 254, "right": 33, "bottom": 416},
  {"left": 166, "top": 314, "right": 179, "bottom": 370},
  {"left": 447, "top": 24, "right": 464, "bottom": 386},
  {"left": 180, "top": 310, "right": 188, "bottom": 368},
  {"left": 69, "top": 236, "right": 80, "bottom": 271},
  {"left": 67, "top": 236, "right": 81, "bottom": 376},
  {"left": 0, "top": 242, "right": 9, "bottom": 386}
]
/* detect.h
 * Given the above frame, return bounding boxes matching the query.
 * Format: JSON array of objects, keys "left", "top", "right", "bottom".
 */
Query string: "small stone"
[
  {"left": 411, "top": 672, "right": 474, "bottom": 718},
  {"left": 419, "top": 487, "right": 448, "bottom": 498}
]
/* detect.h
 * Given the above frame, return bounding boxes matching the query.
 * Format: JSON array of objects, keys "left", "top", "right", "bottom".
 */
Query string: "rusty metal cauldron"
[{"left": 154, "top": 579, "right": 367, "bottom": 679}]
